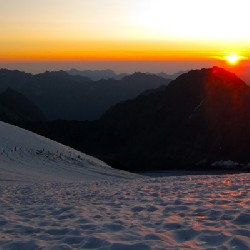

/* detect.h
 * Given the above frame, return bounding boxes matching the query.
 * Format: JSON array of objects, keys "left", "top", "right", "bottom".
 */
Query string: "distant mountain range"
[
  {"left": 148, "top": 70, "right": 188, "bottom": 80},
  {"left": 18, "top": 67, "right": 250, "bottom": 171},
  {"left": 0, "top": 69, "right": 171, "bottom": 121},
  {"left": 67, "top": 69, "right": 127, "bottom": 80},
  {"left": 67, "top": 68, "right": 186, "bottom": 81}
]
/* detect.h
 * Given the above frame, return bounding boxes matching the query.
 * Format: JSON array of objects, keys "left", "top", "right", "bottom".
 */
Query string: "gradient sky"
[{"left": 0, "top": 0, "right": 249, "bottom": 72}]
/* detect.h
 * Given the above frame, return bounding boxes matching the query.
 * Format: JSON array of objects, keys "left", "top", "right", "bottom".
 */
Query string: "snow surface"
[
  {"left": 0, "top": 121, "right": 249, "bottom": 249},
  {"left": 0, "top": 121, "right": 136, "bottom": 182},
  {"left": 0, "top": 174, "right": 249, "bottom": 249}
]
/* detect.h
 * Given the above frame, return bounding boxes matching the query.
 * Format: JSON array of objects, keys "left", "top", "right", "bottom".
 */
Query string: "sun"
[
  {"left": 224, "top": 54, "right": 245, "bottom": 65},
  {"left": 225, "top": 55, "right": 239, "bottom": 65}
]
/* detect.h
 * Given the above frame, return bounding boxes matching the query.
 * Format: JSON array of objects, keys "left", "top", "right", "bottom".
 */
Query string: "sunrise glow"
[{"left": 0, "top": 0, "right": 250, "bottom": 67}]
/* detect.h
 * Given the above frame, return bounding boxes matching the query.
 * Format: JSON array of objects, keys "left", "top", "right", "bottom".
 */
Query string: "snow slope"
[{"left": 0, "top": 121, "right": 136, "bottom": 182}]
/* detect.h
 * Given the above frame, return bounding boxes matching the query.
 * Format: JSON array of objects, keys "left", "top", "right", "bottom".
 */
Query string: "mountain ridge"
[
  {"left": 0, "top": 68, "right": 171, "bottom": 120},
  {"left": 15, "top": 67, "right": 250, "bottom": 171}
]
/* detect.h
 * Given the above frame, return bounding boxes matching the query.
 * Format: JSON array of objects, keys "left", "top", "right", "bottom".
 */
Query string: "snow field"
[{"left": 0, "top": 174, "right": 249, "bottom": 249}]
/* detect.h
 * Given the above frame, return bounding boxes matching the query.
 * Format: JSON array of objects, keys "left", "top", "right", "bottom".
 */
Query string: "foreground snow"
[
  {"left": 0, "top": 121, "right": 136, "bottom": 182},
  {"left": 0, "top": 122, "right": 249, "bottom": 249},
  {"left": 0, "top": 173, "right": 249, "bottom": 249}
]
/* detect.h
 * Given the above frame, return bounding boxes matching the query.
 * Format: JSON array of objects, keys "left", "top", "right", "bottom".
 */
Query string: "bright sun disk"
[{"left": 225, "top": 54, "right": 242, "bottom": 65}]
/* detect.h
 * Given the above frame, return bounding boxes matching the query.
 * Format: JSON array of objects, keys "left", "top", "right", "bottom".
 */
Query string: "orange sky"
[
  {"left": 0, "top": 0, "right": 249, "bottom": 66},
  {"left": 2, "top": 40, "right": 246, "bottom": 61}
]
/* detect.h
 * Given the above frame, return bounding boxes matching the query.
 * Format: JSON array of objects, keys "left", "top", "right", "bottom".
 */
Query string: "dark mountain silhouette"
[
  {"left": 0, "top": 88, "right": 46, "bottom": 122},
  {"left": 18, "top": 67, "right": 250, "bottom": 171},
  {"left": 68, "top": 69, "right": 127, "bottom": 80},
  {"left": 0, "top": 69, "right": 171, "bottom": 120},
  {"left": 0, "top": 69, "right": 32, "bottom": 92}
]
